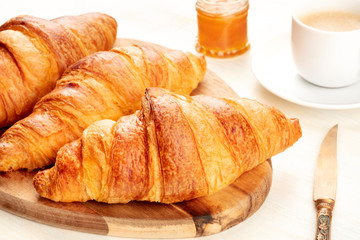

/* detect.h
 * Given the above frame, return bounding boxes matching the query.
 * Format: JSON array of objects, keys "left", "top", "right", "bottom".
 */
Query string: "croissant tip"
[
  {"left": 0, "top": 166, "right": 7, "bottom": 172},
  {"left": 0, "top": 166, "right": 12, "bottom": 172},
  {"left": 0, "top": 154, "right": 15, "bottom": 172},
  {"left": 33, "top": 170, "right": 50, "bottom": 198},
  {"left": 290, "top": 118, "right": 302, "bottom": 142},
  {"left": 0, "top": 159, "right": 8, "bottom": 172}
]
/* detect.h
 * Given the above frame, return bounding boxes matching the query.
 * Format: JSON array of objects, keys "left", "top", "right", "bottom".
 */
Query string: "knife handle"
[{"left": 315, "top": 199, "right": 334, "bottom": 240}]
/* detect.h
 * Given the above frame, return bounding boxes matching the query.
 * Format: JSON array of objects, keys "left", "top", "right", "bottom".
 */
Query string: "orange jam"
[{"left": 196, "top": 0, "right": 250, "bottom": 58}]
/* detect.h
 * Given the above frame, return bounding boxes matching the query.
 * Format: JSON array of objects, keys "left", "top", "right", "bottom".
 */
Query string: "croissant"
[
  {"left": 0, "top": 12, "right": 117, "bottom": 127},
  {"left": 33, "top": 87, "right": 302, "bottom": 204},
  {"left": 0, "top": 46, "right": 206, "bottom": 172}
]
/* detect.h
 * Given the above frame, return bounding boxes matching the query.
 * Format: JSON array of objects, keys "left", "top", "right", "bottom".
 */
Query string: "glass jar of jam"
[{"left": 195, "top": 0, "right": 250, "bottom": 58}]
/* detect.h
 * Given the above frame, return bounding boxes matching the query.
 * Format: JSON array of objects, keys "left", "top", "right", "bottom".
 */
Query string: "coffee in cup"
[
  {"left": 291, "top": 0, "right": 360, "bottom": 88},
  {"left": 299, "top": 10, "right": 360, "bottom": 32}
]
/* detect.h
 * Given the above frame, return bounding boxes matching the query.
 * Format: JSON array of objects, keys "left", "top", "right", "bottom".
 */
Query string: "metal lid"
[{"left": 196, "top": 0, "right": 248, "bottom": 16}]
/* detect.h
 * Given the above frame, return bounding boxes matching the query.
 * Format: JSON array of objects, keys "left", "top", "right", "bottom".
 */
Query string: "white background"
[{"left": 0, "top": 0, "right": 360, "bottom": 239}]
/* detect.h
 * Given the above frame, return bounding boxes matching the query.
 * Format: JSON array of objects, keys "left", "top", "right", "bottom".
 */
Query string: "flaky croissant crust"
[
  {"left": 34, "top": 88, "right": 302, "bottom": 204},
  {"left": 0, "top": 45, "right": 206, "bottom": 172},
  {"left": 0, "top": 12, "right": 117, "bottom": 127}
]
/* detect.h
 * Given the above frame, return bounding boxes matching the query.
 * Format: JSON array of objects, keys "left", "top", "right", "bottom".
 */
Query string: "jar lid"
[{"left": 196, "top": 0, "right": 248, "bottom": 16}]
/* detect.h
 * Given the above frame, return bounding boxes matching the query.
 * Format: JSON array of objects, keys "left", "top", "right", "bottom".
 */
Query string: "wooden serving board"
[{"left": 0, "top": 39, "right": 273, "bottom": 239}]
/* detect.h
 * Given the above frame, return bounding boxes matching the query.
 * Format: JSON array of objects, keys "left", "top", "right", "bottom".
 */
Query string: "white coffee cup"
[{"left": 291, "top": 0, "right": 360, "bottom": 88}]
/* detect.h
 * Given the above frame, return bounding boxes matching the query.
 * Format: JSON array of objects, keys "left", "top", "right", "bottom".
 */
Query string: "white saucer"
[{"left": 252, "top": 33, "right": 360, "bottom": 110}]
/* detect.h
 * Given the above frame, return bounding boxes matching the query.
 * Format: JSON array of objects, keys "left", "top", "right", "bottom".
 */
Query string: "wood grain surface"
[{"left": 0, "top": 39, "right": 273, "bottom": 238}]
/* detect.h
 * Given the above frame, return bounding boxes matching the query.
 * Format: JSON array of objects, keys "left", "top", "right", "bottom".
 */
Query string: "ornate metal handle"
[{"left": 315, "top": 199, "right": 334, "bottom": 240}]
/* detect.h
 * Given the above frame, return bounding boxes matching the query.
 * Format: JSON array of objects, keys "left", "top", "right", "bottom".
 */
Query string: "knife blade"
[{"left": 313, "top": 124, "right": 338, "bottom": 240}]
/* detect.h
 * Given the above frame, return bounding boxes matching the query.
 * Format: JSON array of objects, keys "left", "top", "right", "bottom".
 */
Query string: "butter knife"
[{"left": 313, "top": 124, "right": 338, "bottom": 240}]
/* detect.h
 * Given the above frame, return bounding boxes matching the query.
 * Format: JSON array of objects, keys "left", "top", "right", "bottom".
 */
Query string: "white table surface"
[{"left": 1, "top": 0, "right": 360, "bottom": 239}]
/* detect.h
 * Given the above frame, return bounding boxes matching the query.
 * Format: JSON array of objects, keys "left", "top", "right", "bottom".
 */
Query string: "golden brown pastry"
[
  {"left": 0, "top": 13, "right": 117, "bottom": 127},
  {"left": 0, "top": 46, "right": 206, "bottom": 172},
  {"left": 34, "top": 88, "right": 302, "bottom": 204}
]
